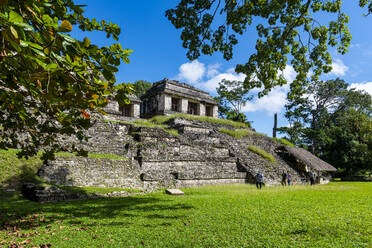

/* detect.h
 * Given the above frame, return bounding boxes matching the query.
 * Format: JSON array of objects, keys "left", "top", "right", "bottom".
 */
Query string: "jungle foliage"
[
  {"left": 279, "top": 78, "right": 372, "bottom": 175},
  {"left": 0, "top": 0, "right": 132, "bottom": 160},
  {"left": 216, "top": 79, "right": 252, "bottom": 124},
  {"left": 167, "top": 1, "right": 371, "bottom": 97}
]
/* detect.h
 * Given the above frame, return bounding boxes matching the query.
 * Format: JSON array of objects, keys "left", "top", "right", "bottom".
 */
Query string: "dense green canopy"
[
  {"left": 280, "top": 79, "right": 372, "bottom": 175},
  {"left": 167, "top": 0, "right": 371, "bottom": 96},
  {"left": 0, "top": 0, "right": 132, "bottom": 159}
]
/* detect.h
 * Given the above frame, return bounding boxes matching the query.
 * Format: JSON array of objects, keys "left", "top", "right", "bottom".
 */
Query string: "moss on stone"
[
  {"left": 150, "top": 114, "right": 251, "bottom": 128},
  {"left": 272, "top": 137, "right": 296, "bottom": 147},
  {"left": 56, "top": 152, "right": 128, "bottom": 161},
  {"left": 219, "top": 128, "right": 252, "bottom": 138},
  {"left": 103, "top": 118, "right": 179, "bottom": 136},
  {"left": 247, "top": 145, "right": 277, "bottom": 164}
]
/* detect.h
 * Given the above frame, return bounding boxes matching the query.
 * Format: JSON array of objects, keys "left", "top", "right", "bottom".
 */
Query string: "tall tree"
[
  {"left": 132, "top": 80, "right": 152, "bottom": 97},
  {"left": 279, "top": 78, "right": 372, "bottom": 175},
  {"left": 167, "top": 1, "right": 370, "bottom": 96},
  {"left": 283, "top": 78, "right": 349, "bottom": 152},
  {"left": 216, "top": 79, "right": 253, "bottom": 124},
  {"left": 0, "top": 0, "right": 132, "bottom": 159},
  {"left": 320, "top": 108, "right": 371, "bottom": 176}
]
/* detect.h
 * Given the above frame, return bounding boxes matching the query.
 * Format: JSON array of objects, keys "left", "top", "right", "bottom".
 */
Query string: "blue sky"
[{"left": 72, "top": 1, "right": 372, "bottom": 136}]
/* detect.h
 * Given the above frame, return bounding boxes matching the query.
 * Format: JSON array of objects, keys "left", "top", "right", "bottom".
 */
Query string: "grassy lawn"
[
  {"left": 0, "top": 182, "right": 371, "bottom": 248},
  {"left": 0, "top": 149, "right": 43, "bottom": 189}
]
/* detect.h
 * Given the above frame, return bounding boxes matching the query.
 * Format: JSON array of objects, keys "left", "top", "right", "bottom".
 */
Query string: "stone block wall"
[
  {"left": 38, "top": 117, "right": 302, "bottom": 190},
  {"left": 39, "top": 157, "right": 143, "bottom": 189},
  {"left": 103, "top": 100, "right": 120, "bottom": 115}
]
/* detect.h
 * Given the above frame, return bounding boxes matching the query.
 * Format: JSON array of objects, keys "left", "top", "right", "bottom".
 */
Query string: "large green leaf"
[{"left": 9, "top": 11, "right": 23, "bottom": 23}]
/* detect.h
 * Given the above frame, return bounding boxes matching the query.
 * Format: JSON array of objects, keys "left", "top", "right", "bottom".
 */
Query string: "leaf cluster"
[
  {"left": 281, "top": 78, "right": 372, "bottom": 175},
  {"left": 166, "top": 0, "right": 357, "bottom": 96},
  {"left": 0, "top": 0, "right": 132, "bottom": 159},
  {"left": 216, "top": 79, "right": 253, "bottom": 124}
]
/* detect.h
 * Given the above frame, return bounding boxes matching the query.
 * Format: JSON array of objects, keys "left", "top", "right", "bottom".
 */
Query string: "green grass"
[
  {"left": 273, "top": 137, "right": 296, "bottom": 147},
  {"left": 132, "top": 119, "right": 179, "bottom": 136},
  {"left": 59, "top": 186, "right": 142, "bottom": 195},
  {"left": 150, "top": 113, "right": 251, "bottom": 128},
  {"left": 55, "top": 152, "right": 128, "bottom": 160},
  {"left": 103, "top": 114, "right": 251, "bottom": 136},
  {"left": 247, "top": 145, "right": 277, "bottom": 164},
  {"left": 103, "top": 118, "right": 179, "bottom": 136},
  {"left": 0, "top": 183, "right": 371, "bottom": 247},
  {"left": 0, "top": 149, "right": 43, "bottom": 188},
  {"left": 219, "top": 128, "right": 252, "bottom": 138}
]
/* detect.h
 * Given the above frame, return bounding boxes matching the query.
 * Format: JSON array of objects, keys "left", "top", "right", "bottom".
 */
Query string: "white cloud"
[
  {"left": 281, "top": 65, "right": 297, "bottom": 82},
  {"left": 206, "top": 63, "right": 221, "bottom": 78},
  {"left": 239, "top": 65, "right": 295, "bottom": 115},
  {"left": 195, "top": 69, "right": 246, "bottom": 93},
  {"left": 175, "top": 61, "right": 296, "bottom": 115},
  {"left": 241, "top": 86, "right": 288, "bottom": 115},
  {"left": 350, "top": 43, "right": 361, "bottom": 49},
  {"left": 349, "top": 82, "right": 372, "bottom": 95},
  {"left": 330, "top": 58, "right": 348, "bottom": 76},
  {"left": 177, "top": 60, "right": 205, "bottom": 83}
]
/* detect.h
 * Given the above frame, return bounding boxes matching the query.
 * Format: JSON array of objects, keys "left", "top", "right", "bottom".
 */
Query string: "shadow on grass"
[
  {"left": 0, "top": 190, "right": 194, "bottom": 231},
  {"left": 0, "top": 165, "right": 42, "bottom": 190}
]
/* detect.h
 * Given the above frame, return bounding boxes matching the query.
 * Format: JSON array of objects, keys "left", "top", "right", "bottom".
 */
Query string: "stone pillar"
[
  {"left": 181, "top": 98, "right": 188, "bottom": 114},
  {"left": 212, "top": 105, "right": 218, "bottom": 118},
  {"left": 158, "top": 94, "right": 165, "bottom": 112},
  {"left": 199, "top": 103, "right": 206, "bottom": 116},
  {"left": 133, "top": 103, "right": 140, "bottom": 118},
  {"left": 164, "top": 94, "right": 172, "bottom": 111}
]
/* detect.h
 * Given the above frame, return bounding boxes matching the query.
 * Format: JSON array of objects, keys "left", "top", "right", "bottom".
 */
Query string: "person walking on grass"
[
  {"left": 281, "top": 171, "right": 287, "bottom": 186},
  {"left": 255, "top": 172, "right": 264, "bottom": 190},
  {"left": 287, "top": 172, "right": 292, "bottom": 186}
]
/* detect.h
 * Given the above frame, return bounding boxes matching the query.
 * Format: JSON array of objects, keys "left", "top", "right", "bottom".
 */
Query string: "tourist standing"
[
  {"left": 310, "top": 172, "right": 315, "bottom": 185},
  {"left": 255, "top": 172, "right": 264, "bottom": 190},
  {"left": 281, "top": 171, "right": 287, "bottom": 186},
  {"left": 287, "top": 172, "right": 292, "bottom": 186},
  {"left": 301, "top": 173, "right": 306, "bottom": 185}
]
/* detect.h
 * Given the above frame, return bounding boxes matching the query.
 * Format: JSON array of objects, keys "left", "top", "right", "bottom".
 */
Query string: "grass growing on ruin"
[
  {"left": 273, "top": 137, "right": 296, "bottom": 147},
  {"left": 55, "top": 152, "right": 128, "bottom": 161},
  {"left": 132, "top": 120, "right": 179, "bottom": 136},
  {"left": 247, "top": 145, "right": 277, "bottom": 164},
  {"left": 218, "top": 128, "right": 252, "bottom": 138},
  {"left": 0, "top": 182, "right": 371, "bottom": 248},
  {"left": 150, "top": 113, "right": 251, "bottom": 128},
  {"left": 102, "top": 118, "right": 179, "bottom": 136}
]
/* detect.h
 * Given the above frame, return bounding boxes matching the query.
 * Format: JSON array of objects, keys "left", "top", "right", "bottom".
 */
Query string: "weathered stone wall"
[
  {"left": 199, "top": 103, "right": 206, "bottom": 116},
  {"left": 133, "top": 104, "right": 140, "bottom": 118},
  {"left": 38, "top": 117, "right": 302, "bottom": 190},
  {"left": 39, "top": 157, "right": 142, "bottom": 189},
  {"left": 212, "top": 105, "right": 218, "bottom": 118},
  {"left": 181, "top": 98, "right": 188, "bottom": 113},
  {"left": 163, "top": 94, "right": 172, "bottom": 111},
  {"left": 165, "top": 81, "right": 214, "bottom": 103}
]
